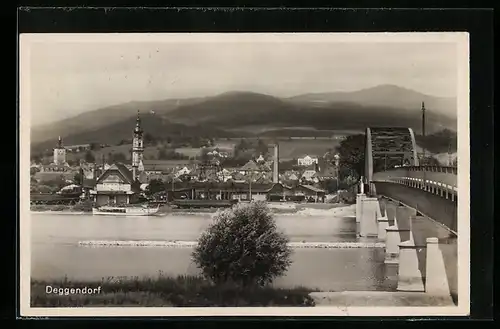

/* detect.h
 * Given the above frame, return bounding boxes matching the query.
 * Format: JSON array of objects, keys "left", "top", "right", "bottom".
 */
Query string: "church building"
[
  {"left": 39, "top": 136, "right": 73, "bottom": 175},
  {"left": 90, "top": 111, "right": 145, "bottom": 206}
]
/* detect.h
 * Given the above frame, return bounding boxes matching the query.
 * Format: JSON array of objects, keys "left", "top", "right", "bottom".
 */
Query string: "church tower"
[
  {"left": 132, "top": 111, "right": 144, "bottom": 181},
  {"left": 53, "top": 136, "right": 66, "bottom": 165}
]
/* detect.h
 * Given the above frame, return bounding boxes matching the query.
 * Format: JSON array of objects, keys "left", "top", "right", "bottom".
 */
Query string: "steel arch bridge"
[{"left": 363, "top": 127, "right": 458, "bottom": 233}]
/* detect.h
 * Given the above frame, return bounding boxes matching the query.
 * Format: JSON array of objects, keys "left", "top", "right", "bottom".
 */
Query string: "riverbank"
[
  {"left": 30, "top": 202, "right": 352, "bottom": 215},
  {"left": 31, "top": 275, "right": 316, "bottom": 307},
  {"left": 30, "top": 204, "right": 91, "bottom": 212}
]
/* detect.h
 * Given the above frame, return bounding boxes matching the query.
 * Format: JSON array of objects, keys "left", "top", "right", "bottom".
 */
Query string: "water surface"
[{"left": 31, "top": 210, "right": 397, "bottom": 292}]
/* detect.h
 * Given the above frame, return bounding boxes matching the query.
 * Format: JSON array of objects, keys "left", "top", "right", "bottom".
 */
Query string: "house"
[
  {"left": 315, "top": 165, "right": 338, "bottom": 181},
  {"left": 39, "top": 163, "right": 72, "bottom": 173},
  {"left": 300, "top": 163, "right": 319, "bottom": 183},
  {"left": 240, "top": 160, "right": 260, "bottom": 174},
  {"left": 142, "top": 159, "right": 200, "bottom": 175},
  {"left": 293, "top": 184, "right": 326, "bottom": 202},
  {"left": 90, "top": 163, "right": 141, "bottom": 206},
  {"left": 297, "top": 155, "right": 319, "bottom": 167},
  {"left": 175, "top": 166, "right": 191, "bottom": 177},
  {"left": 65, "top": 144, "right": 92, "bottom": 153}
]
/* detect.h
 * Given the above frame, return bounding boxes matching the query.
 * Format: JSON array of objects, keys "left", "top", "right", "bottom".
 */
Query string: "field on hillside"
[
  {"left": 213, "top": 138, "right": 340, "bottom": 160},
  {"left": 65, "top": 144, "right": 160, "bottom": 162},
  {"left": 62, "top": 139, "right": 340, "bottom": 163},
  {"left": 174, "top": 147, "right": 202, "bottom": 158},
  {"left": 276, "top": 139, "right": 340, "bottom": 160}
]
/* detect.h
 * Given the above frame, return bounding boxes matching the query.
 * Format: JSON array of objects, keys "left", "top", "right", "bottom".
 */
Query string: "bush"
[{"left": 192, "top": 201, "right": 293, "bottom": 287}]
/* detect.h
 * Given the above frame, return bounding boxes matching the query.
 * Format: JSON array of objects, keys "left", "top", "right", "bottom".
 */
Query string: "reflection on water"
[{"left": 30, "top": 212, "right": 397, "bottom": 292}]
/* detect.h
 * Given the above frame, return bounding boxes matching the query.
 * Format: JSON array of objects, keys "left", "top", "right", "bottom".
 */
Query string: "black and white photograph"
[{"left": 20, "top": 32, "right": 470, "bottom": 316}]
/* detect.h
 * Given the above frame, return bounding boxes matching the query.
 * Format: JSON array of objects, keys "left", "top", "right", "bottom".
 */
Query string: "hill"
[
  {"left": 165, "top": 91, "right": 297, "bottom": 127},
  {"left": 31, "top": 113, "right": 237, "bottom": 152},
  {"left": 288, "top": 84, "right": 456, "bottom": 119},
  {"left": 30, "top": 85, "right": 457, "bottom": 149},
  {"left": 31, "top": 97, "right": 205, "bottom": 144},
  {"left": 163, "top": 86, "right": 456, "bottom": 133}
]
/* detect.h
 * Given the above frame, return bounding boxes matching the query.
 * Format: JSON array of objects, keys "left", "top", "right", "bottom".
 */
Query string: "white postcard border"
[{"left": 19, "top": 32, "right": 471, "bottom": 317}]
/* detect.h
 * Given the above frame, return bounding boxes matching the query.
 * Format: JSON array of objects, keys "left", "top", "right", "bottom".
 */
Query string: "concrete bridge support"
[
  {"left": 384, "top": 225, "right": 410, "bottom": 264},
  {"left": 355, "top": 194, "right": 382, "bottom": 236},
  {"left": 356, "top": 193, "right": 456, "bottom": 299},
  {"left": 377, "top": 215, "right": 389, "bottom": 241},
  {"left": 359, "top": 197, "right": 381, "bottom": 237},
  {"left": 397, "top": 237, "right": 426, "bottom": 292},
  {"left": 425, "top": 237, "right": 451, "bottom": 296},
  {"left": 355, "top": 194, "right": 365, "bottom": 224}
]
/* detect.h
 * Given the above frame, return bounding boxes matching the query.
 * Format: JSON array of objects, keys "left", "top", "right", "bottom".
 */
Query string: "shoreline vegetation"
[{"left": 31, "top": 275, "right": 317, "bottom": 307}]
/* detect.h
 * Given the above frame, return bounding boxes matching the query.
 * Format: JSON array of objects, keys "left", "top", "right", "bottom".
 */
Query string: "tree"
[
  {"left": 30, "top": 167, "right": 40, "bottom": 176},
  {"left": 31, "top": 154, "right": 42, "bottom": 164},
  {"left": 44, "top": 175, "right": 67, "bottom": 191},
  {"left": 144, "top": 133, "right": 155, "bottom": 145},
  {"left": 111, "top": 152, "right": 127, "bottom": 163},
  {"left": 256, "top": 139, "right": 269, "bottom": 156},
  {"left": 146, "top": 179, "right": 165, "bottom": 196},
  {"left": 192, "top": 201, "right": 293, "bottom": 286},
  {"left": 235, "top": 138, "right": 250, "bottom": 155},
  {"left": 73, "top": 172, "right": 83, "bottom": 185},
  {"left": 89, "top": 143, "right": 99, "bottom": 151},
  {"left": 200, "top": 147, "right": 210, "bottom": 164},
  {"left": 334, "top": 134, "right": 365, "bottom": 180},
  {"left": 420, "top": 156, "right": 440, "bottom": 166},
  {"left": 84, "top": 151, "right": 96, "bottom": 163}
]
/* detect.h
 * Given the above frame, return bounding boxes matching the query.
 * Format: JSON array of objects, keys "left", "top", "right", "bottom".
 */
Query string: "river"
[{"left": 30, "top": 206, "right": 398, "bottom": 292}]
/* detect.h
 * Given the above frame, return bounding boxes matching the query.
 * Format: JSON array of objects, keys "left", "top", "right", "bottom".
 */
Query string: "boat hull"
[{"left": 92, "top": 206, "right": 160, "bottom": 216}]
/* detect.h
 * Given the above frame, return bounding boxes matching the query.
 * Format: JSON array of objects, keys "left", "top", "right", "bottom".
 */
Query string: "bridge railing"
[
  {"left": 405, "top": 165, "right": 457, "bottom": 175},
  {"left": 372, "top": 166, "right": 458, "bottom": 202},
  {"left": 374, "top": 176, "right": 458, "bottom": 202}
]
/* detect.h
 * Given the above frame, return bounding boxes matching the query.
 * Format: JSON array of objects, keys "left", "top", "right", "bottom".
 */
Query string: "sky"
[{"left": 24, "top": 34, "right": 461, "bottom": 126}]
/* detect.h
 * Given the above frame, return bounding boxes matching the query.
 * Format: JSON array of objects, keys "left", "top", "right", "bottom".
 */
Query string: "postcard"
[{"left": 19, "top": 32, "right": 470, "bottom": 317}]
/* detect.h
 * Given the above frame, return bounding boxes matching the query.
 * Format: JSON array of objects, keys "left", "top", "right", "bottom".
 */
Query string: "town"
[{"left": 30, "top": 111, "right": 356, "bottom": 209}]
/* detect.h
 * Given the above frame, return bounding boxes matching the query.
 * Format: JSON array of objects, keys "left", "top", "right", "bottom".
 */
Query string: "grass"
[
  {"left": 30, "top": 203, "right": 93, "bottom": 212},
  {"left": 31, "top": 274, "right": 317, "bottom": 307}
]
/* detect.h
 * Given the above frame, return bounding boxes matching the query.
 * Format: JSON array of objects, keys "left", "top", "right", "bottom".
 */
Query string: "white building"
[{"left": 297, "top": 155, "right": 319, "bottom": 167}]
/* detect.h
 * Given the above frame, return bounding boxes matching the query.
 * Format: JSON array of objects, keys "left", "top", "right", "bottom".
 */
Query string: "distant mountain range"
[{"left": 31, "top": 84, "right": 457, "bottom": 150}]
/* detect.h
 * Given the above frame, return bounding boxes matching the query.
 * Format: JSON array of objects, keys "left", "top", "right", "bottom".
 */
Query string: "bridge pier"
[
  {"left": 395, "top": 205, "right": 415, "bottom": 234},
  {"left": 397, "top": 237, "right": 426, "bottom": 292},
  {"left": 377, "top": 214, "right": 389, "bottom": 240},
  {"left": 358, "top": 196, "right": 381, "bottom": 237},
  {"left": 384, "top": 225, "right": 410, "bottom": 264},
  {"left": 425, "top": 237, "right": 452, "bottom": 296},
  {"left": 355, "top": 193, "right": 365, "bottom": 224}
]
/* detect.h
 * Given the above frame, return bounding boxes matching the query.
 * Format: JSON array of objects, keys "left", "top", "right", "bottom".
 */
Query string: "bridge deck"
[{"left": 374, "top": 182, "right": 457, "bottom": 233}]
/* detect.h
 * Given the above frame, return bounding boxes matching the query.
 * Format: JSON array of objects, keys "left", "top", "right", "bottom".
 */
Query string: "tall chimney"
[
  {"left": 421, "top": 101, "right": 427, "bottom": 163},
  {"left": 273, "top": 144, "right": 279, "bottom": 183},
  {"left": 421, "top": 101, "right": 426, "bottom": 137}
]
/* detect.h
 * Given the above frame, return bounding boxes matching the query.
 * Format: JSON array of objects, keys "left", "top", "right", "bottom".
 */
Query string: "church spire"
[
  {"left": 57, "top": 136, "right": 63, "bottom": 148},
  {"left": 134, "top": 110, "right": 143, "bottom": 134}
]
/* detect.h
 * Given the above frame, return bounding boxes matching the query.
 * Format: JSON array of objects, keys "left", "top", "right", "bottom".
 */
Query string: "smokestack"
[
  {"left": 273, "top": 144, "right": 279, "bottom": 183},
  {"left": 421, "top": 101, "right": 426, "bottom": 137}
]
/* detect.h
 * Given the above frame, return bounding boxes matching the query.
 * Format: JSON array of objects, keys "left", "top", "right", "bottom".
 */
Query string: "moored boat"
[{"left": 92, "top": 204, "right": 160, "bottom": 216}]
